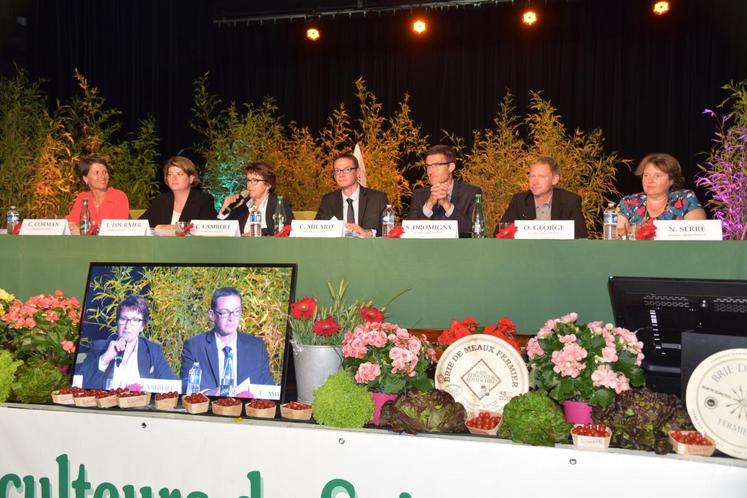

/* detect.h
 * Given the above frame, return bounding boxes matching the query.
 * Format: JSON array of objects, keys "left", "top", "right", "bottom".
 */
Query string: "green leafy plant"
[
  {"left": 498, "top": 391, "right": 572, "bottom": 446},
  {"left": 0, "top": 350, "right": 23, "bottom": 403},
  {"left": 311, "top": 370, "right": 375, "bottom": 428},
  {"left": 12, "top": 362, "right": 66, "bottom": 403},
  {"left": 379, "top": 389, "right": 467, "bottom": 434}
]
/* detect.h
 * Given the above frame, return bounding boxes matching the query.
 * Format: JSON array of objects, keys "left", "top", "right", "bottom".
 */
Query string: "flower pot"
[
  {"left": 291, "top": 341, "right": 342, "bottom": 404},
  {"left": 563, "top": 400, "right": 593, "bottom": 424},
  {"left": 370, "top": 392, "right": 398, "bottom": 426}
]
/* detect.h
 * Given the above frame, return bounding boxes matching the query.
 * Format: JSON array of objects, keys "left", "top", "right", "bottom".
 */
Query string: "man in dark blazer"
[
  {"left": 315, "top": 153, "right": 389, "bottom": 237},
  {"left": 180, "top": 287, "right": 274, "bottom": 395},
  {"left": 495, "top": 156, "right": 588, "bottom": 238},
  {"left": 407, "top": 144, "right": 482, "bottom": 235}
]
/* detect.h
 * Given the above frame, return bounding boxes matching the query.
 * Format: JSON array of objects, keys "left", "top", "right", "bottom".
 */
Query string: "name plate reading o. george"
[
  {"left": 514, "top": 220, "right": 574, "bottom": 239},
  {"left": 686, "top": 348, "right": 747, "bottom": 459},
  {"left": 435, "top": 334, "right": 529, "bottom": 414}
]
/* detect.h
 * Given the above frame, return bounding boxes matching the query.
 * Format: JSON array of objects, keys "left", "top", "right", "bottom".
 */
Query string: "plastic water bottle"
[
  {"left": 80, "top": 198, "right": 92, "bottom": 235},
  {"left": 6, "top": 205, "right": 20, "bottom": 233},
  {"left": 603, "top": 202, "right": 618, "bottom": 240},
  {"left": 272, "top": 196, "right": 286, "bottom": 233},
  {"left": 471, "top": 194, "right": 486, "bottom": 238},
  {"left": 187, "top": 362, "right": 202, "bottom": 395},
  {"left": 381, "top": 204, "right": 395, "bottom": 237},
  {"left": 248, "top": 206, "right": 262, "bottom": 237}
]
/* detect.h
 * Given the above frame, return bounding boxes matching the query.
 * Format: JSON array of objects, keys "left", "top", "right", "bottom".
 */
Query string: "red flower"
[
  {"left": 291, "top": 297, "right": 317, "bottom": 320},
  {"left": 313, "top": 316, "right": 340, "bottom": 337},
  {"left": 360, "top": 306, "right": 384, "bottom": 323},
  {"left": 386, "top": 225, "right": 404, "bottom": 238},
  {"left": 484, "top": 317, "right": 520, "bottom": 353},
  {"left": 437, "top": 320, "right": 473, "bottom": 346},
  {"left": 637, "top": 222, "right": 657, "bottom": 240},
  {"left": 273, "top": 225, "right": 292, "bottom": 238},
  {"left": 495, "top": 223, "right": 517, "bottom": 239},
  {"left": 497, "top": 317, "right": 517, "bottom": 335}
]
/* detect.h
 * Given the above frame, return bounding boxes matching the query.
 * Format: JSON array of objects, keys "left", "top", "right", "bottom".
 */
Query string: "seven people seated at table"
[{"left": 66, "top": 146, "right": 706, "bottom": 237}]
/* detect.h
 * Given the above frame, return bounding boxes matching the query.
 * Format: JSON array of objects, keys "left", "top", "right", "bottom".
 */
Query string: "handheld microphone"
[
  {"left": 223, "top": 190, "right": 249, "bottom": 215},
  {"left": 115, "top": 351, "right": 124, "bottom": 367}
]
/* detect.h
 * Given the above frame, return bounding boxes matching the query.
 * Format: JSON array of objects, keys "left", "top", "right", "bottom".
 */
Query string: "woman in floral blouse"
[{"left": 617, "top": 153, "right": 706, "bottom": 231}]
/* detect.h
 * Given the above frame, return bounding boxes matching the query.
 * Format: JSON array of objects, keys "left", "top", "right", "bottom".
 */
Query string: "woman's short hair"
[
  {"left": 244, "top": 161, "right": 276, "bottom": 191},
  {"left": 163, "top": 156, "right": 199, "bottom": 186},
  {"left": 78, "top": 156, "right": 109, "bottom": 183},
  {"left": 635, "top": 153, "right": 685, "bottom": 190},
  {"left": 116, "top": 295, "right": 149, "bottom": 326}
]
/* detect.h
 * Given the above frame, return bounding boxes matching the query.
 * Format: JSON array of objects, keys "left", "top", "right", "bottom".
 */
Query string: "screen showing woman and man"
[{"left": 72, "top": 263, "right": 296, "bottom": 400}]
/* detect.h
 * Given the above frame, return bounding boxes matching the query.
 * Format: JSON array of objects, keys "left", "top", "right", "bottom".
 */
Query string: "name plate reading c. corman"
[
  {"left": 686, "top": 348, "right": 747, "bottom": 459},
  {"left": 99, "top": 219, "right": 151, "bottom": 236},
  {"left": 19, "top": 219, "right": 71, "bottom": 236},
  {"left": 290, "top": 220, "right": 345, "bottom": 238},
  {"left": 190, "top": 219, "right": 240, "bottom": 237},
  {"left": 654, "top": 220, "right": 723, "bottom": 241},
  {"left": 514, "top": 220, "right": 575, "bottom": 239},
  {"left": 435, "top": 334, "right": 529, "bottom": 414},
  {"left": 401, "top": 220, "right": 458, "bottom": 239}
]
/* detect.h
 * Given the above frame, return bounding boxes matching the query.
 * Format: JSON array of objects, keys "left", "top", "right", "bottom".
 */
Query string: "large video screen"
[{"left": 72, "top": 263, "right": 296, "bottom": 401}]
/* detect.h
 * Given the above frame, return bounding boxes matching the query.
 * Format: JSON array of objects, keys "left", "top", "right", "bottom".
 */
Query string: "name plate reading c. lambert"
[
  {"left": 190, "top": 220, "right": 240, "bottom": 237},
  {"left": 654, "top": 220, "right": 723, "bottom": 241},
  {"left": 401, "top": 220, "right": 458, "bottom": 239},
  {"left": 99, "top": 219, "right": 151, "bottom": 236},
  {"left": 19, "top": 219, "right": 71, "bottom": 236},
  {"left": 290, "top": 220, "right": 345, "bottom": 238},
  {"left": 514, "top": 220, "right": 574, "bottom": 239},
  {"left": 435, "top": 334, "right": 529, "bottom": 414}
]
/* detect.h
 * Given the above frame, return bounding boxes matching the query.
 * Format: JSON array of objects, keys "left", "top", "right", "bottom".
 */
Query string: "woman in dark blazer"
[{"left": 140, "top": 156, "right": 217, "bottom": 229}]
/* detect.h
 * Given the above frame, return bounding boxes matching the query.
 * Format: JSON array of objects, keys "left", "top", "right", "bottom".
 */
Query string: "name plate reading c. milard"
[
  {"left": 435, "top": 334, "right": 529, "bottom": 414},
  {"left": 514, "top": 220, "right": 574, "bottom": 239},
  {"left": 190, "top": 220, "right": 240, "bottom": 237},
  {"left": 290, "top": 220, "right": 345, "bottom": 238},
  {"left": 99, "top": 219, "right": 151, "bottom": 236},
  {"left": 653, "top": 220, "right": 723, "bottom": 241},
  {"left": 19, "top": 219, "right": 71, "bottom": 236},
  {"left": 401, "top": 220, "right": 458, "bottom": 239}
]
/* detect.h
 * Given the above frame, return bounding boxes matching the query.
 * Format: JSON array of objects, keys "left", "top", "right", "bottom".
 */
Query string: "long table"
[{"left": 1, "top": 236, "right": 745, "bottom": 331}]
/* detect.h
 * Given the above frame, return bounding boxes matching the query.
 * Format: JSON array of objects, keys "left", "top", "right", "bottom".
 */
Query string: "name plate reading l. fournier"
[
  {"left": 435, "top": 334, "right": 529, "bottom": 415},
  {"left": 99, "top": 219, "right": 151, "bottom": 236},
  {"left": 190, "top": 219, "right": 240, "bottom": 237},
  {"left": 514, "top": 220, "right": 574, "bottom": 239},
  {"left": 401, "top": 220, "right": 458, "bottom": 239},
  {"left": 290, "top": 220, "right": 345, "bottom": 238},
  {"left": 653, "top": 220, "right": 723, "bottom": 241},
  {"left": 19, "top": 219, "right": 71, "bottom": 236}
]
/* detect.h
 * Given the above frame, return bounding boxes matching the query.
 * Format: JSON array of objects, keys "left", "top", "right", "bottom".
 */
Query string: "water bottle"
[
  {"left": 80, "top": 198, "right": 92, "bottom": 236},
  {"left": 272, "top": 196, "right": 286, "bottom": 233},
  {"left": 471, "top": 193, "right": 486, "bottom": 238},
  {"left": 187, "top": 362, "right": 202, "bottom": 395},
  {"left": 381, "top": 204, "right": 395, "bottom": 237},
  {"left": 248, "top": 206, "right": 262, "bottom": 237},
  {"left": 603, "top": 202, "right": 618, "bottom": 240},
  {"left": 6, "top": 205, "right": 20, "bottom": 233}
]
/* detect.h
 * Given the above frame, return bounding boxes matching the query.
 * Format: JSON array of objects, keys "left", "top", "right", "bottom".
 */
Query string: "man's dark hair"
[
  {"left": 532, "top": 156, "right": 560, "bottom": 175},
  {"left": 424, "top": 145, "right": 456, "bottom": 163},
  {"left": 333, "top": 153, "right": 359, "bottom": 169},
  {"left": 211, "top": 287, "right": 242, "bottom": 310}
]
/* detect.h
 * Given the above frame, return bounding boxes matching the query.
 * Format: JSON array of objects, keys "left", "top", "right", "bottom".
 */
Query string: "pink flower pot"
[
  {"left": 370, "top": 392, "right": 398, "bottom": 426},
  {"left": 563, "top": 400, "right": 593, "bottom": 424}
]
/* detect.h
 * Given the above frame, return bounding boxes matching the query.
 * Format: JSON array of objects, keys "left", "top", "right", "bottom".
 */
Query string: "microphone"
[
  {"left": 115, "top": 350, "right": 124, "bottom": 367},
  {"left": 222, "top": 190, "right": 249, "bottom": 216}
]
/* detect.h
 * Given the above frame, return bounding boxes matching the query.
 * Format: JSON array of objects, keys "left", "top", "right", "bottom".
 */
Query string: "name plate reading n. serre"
[
  {"left": 190, "top": 219, "right": 240, "bottom": 237},
  {"left": 654, "top": 220, "right": 723, "bottom": 241},
  {"left": 514, "top": 220, "right": 574, "bottom": 240},
  {"left": 99, "top": 219, "right": 151, "bottom": 236},
  {"left": 19, "top": 219, "right": 71, "bottom": 236},
  {"left": 401, "top": 220, "right": 458, "bottom": 239},
  {"left": 290, "top": 220, "right": 345, "bottom": 238}
]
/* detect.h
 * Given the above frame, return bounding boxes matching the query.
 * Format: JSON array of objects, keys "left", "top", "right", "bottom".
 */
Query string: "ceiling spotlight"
[
  {"left": 653, "top": 1, "right": 670, "bottom": 15},
  {"left": 412, "top": 18, "right": 427, "bottom": 35},
  {"left": 306, "top": 27, "right": 320, "bottom": 41},
  {"left": 522, "top": 9, "right": 538, "bottom": 26}
]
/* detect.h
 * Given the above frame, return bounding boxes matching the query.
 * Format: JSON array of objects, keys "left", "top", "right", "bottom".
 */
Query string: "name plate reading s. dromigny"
[
  {"left": 190, "top": 219, "right": 240, "bottom": 237},
  {"left": 401, "top": 220, "right": 458, "bottom": 239},
  {"left": 98, "top": 219, "right": 151, "bottom": 236},
  {"left": 514, "top": 220, "right": 574, "bottom": 239},
  {"left": 654, "top": 220, "right": 723, "bottom": 241},
  {"left": 290, "top": 220, "right": 345, "bottom": 238},
  {"left": 19, "top": 219, "right": 70, "bottom": 236}
]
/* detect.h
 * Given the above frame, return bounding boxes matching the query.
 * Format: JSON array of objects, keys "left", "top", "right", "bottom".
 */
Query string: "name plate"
[
  {"left": 99, "top": 219, "right": 151, "bottom": 236},
  {"left": 514, "top": 220, "right": 574, "bottom": 239},
  {"left": 138, "top": 378, "right": 182, "bottom": 394},
  {"left": 401, "top": 220, "right": 458, "bottom": 239},
  {"left": 290, "top": 220, "right": 345, "bottom": 238},
  {"left": 190, "top": 219, "right": 240, "bottom": 237},
  {"left": 654, "top": 220, "right": 723, "bottom": 240},
  {"left": 19, "top": 219, "right": 70, "bottom": 235}
]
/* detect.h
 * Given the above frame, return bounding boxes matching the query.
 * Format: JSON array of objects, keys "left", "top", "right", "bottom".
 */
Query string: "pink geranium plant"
[
  {"left": 342, "top": 321, "right": 437, "bottom": 394},
  {"left": 525, "top": 312, "right": 645, "bottom": 408}
]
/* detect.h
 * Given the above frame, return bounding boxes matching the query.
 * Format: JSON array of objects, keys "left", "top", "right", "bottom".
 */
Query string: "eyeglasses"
[
  {"left": 333, "top": 167, "right": 358, "bottom": 175},
  {"left": 424, "top": 162, "right": 451, "bottom": 169},
  {"left": 117, "top": 317, "right": 144, "bottom": 325},
  {"left": 213, "top": 308, "right": 242, "bottom": 319},
  {"left": 246, "top": 178, "right": 266, "bottom": 185}
]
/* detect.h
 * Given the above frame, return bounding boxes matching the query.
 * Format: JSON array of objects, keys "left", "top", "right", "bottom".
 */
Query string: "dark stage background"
[{"left": 9, "top": 0, "right": 747, "bottom": 197}]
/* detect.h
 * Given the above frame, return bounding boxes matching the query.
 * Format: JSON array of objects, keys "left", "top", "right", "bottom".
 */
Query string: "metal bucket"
[{"left": 291, "top": 341, "right": 343, "bottom": 403}]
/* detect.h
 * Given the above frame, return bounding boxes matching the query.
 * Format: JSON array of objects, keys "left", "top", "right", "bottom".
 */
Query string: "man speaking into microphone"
[{"left": 78, "top": 295, "right": 177, "bottom": 389}]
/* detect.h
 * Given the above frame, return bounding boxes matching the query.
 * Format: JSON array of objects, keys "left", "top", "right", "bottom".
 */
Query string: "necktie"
[
  {"left": 220, "top": 346, "right": 234, "bottom": 396},
  {"left": 346, "top": 198, "right": 355, "bottom": 224},
  {"left": 432, "top": 203, "right": 446, "bottom": 220}
]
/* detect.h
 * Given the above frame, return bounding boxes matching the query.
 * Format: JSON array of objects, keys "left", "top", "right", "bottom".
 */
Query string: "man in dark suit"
[
  {"left": 407, "top": 144, "right": 482, "bottom": 235},
  {"left": 180, "top": 287, "right": 274, "bottom": 395},
  {"left": 315, "top": 153, "right": 389, "bottom": 237},
  {"left": 78, "top": 295, "right": 177, "bottom": 390},
  {"left": 495, "top": 156, "right": 588, "bottom": 238}
]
